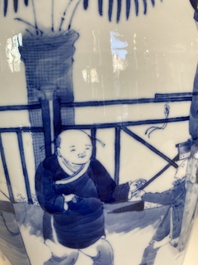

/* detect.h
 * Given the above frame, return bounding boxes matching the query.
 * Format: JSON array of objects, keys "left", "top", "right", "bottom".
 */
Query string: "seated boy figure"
[{"left": 35, "top": 130, "right": 135, "bottom": 265}]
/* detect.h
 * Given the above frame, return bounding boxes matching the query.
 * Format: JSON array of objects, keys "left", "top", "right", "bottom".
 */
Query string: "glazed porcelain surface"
[{"left": 0, "top": 1, "right": 198, "bottom": 265}]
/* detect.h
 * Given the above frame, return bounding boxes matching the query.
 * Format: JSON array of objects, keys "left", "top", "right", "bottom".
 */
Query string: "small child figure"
[{"left": 35, "top": 130, "right": 135, "bottom": 265}]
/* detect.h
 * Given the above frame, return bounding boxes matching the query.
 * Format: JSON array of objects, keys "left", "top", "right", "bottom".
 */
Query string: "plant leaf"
[
  {"left": 24, "top": 0, "right": 29, "bottom": 6},
  {"left": 117, "top": 0, "right": 122, "bottom": 22},
  {"left": 134, "top": 0, "right": 139, "bottom": 16},
  {"left": 151, "top": 0, "right": 155, "bottom": 6},
  {"left": 126, "top": 0, "right": 131, "bottom": 20},
  {"left": 83, "top": 0, "right": 89, "bottom": 10},
  {"left": 13, "top": 0, "right": 18, "bottom": 13},
  {"left": 190, "top": 0, "right": 198, "bottom": 12},
  {"left": 143, "top": 0, "right": 147, "bottom": 14},
  {"left": 3, "top": 0, "right": 8, "bottom": 16},
  {"left": 108, "top": 0, "right": 114, "bottom": 21},
  {"left": 98, "top": 0, "right": 103, "bottom": 16}
]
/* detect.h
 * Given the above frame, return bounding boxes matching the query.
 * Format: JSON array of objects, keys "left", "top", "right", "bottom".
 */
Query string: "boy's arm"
[
  {"left": 89, "top": 159, "right": 130, "bottom": 203},
  {"left": 35, "top": 163, "right": 66, "bottom": 213}
]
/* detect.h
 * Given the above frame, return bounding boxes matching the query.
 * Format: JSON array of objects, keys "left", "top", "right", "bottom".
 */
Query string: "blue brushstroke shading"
[
  {"left": 91, "top": 128, "right": 97, "bottom": 159},
  {"left": 17, "top": 132, "right": 33, "bottom": 204},
  {"left": 3, "top": 0, "right": 8, "bottom": 16},
  {"left": 0, "top": 135, "right": 15, "bottom": 203},
  {"left": 83, "top": 0, "right": 89, "bottom": 10},
  {"left": 13, "top": 0, "right": 18, "bottom": 12},
  {"left": 108, "top": 0, "right": 114, "bottom": 21},
  {"left": 145, "top": 103, "right": 170, "bottom": 138},
  {"left": 126, "top": 0, "right": 131, "bottom": 20},
  {"left": 134, "top": 0, "right": 139, "bottom": 16},
  {"left": 114, "top": 127, "right": 121, "bottom": 184},
  {"left": 117, "top": 0, "right": 122, "bottom": 22},
  {"left": 143, "top": 0, "right": 147, "bottom": 14},
  {"left": 189, "top": 66, "right": 198, "bottom": 140},
  {"left": 3, "top": 0, "right": 164, "bottom": 21},
  {"left": 190, "top": 0, "right": 198, "bottom": 12},
  {"left": 24, "top": 0, "right": 29, "bottom": 6},
  {"left": 51, "top": 0, "right": 55, "bottom": 32},
  {"left": 98, "top": 0, "right": 103, "bottom": 16},
  {"left": 0, "top": 208, "right": 31, "bottom": 265},
  {"left": 140, "top": 178, "right": 186, "bottom": 265}
]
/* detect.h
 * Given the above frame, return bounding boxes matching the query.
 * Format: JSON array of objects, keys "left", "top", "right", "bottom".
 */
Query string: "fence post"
[
  {"left": 53, "top": 97, "right": 62, "bottom": 140},
  {"left": 114, "top": 127, "right": 121, "bottom": 184},
  {"left": 40, "top": 85, "right": 58, "bottom": 157}
]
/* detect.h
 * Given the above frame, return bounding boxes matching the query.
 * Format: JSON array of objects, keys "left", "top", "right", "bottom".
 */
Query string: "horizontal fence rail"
[
  {"left": 0, "top": 103, "right": 41, "bottom": 112},
  {"left": 61, "top": 92, "right": 192, "bottom": 108},
  {"left": 62, "top": 116, "right": 189, "bottom": 130}
]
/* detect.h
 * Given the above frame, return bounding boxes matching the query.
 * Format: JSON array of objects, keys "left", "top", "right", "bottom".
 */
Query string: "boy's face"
[{"left": 58, "top": 130, "right": 92, "bottom": 165}]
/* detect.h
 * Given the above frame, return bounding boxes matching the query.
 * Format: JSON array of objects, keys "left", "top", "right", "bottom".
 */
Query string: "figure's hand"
[
  {"left": 128, "top": 189, "right": 145, "bottom": 201},
  {"left": 62, "top": 194, "right": 76, "bottom": 211},
  {"left": 129, "top": 181, "right": 138, "bottom": 195},
  {"left": 63, "top": 194, "right": 76, "bottom": 202},
  {"left": 128, "top": 178, "right": 147, "bottom": 200}
]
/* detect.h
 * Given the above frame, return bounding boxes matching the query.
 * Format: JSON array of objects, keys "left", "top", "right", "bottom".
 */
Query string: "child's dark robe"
[{"left": 35, "top": 155, "right": 129, "bottom": 249}]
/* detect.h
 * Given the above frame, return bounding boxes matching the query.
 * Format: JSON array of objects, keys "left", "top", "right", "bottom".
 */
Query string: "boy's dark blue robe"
[{"left": 35, "top": 155, "right": 129, "bottom": 249}]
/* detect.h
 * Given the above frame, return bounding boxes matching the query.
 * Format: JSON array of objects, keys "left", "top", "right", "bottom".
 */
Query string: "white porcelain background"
[{"left": 0, "top": 1, "right": 198, "bottom": 265}]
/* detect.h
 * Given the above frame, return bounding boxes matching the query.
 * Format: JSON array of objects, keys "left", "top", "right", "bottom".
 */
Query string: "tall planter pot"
[
  {"left": 0, "top": 1, "right": 198, "bottom": 265},
  {"left": 19, "top": 30, "right": 79, "bottom": 166}
]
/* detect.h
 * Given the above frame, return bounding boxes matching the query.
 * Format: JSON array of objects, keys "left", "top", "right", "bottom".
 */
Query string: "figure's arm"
[
  {"left": 142, "top": 189, "right": 173, "bottom": 205},
  {"left": 35, "top": 163, "right": 66, "bottom": 213},
  {"left": 89, "top": 160, "right": 130, "bottom": 203}
]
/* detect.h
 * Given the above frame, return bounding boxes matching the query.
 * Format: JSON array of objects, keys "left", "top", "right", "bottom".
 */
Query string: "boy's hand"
[
  {"left": 128, "top": 190, "right": 145, "bottom": 201},
  {"left": 128, "top": 178, "right": 147, "bottom": 200},
  {"left": 63, "top": 194, "right": 76, "bottom": 202},
  {"left": 62, "top": 194, "right": 76, "bottom": 211}
]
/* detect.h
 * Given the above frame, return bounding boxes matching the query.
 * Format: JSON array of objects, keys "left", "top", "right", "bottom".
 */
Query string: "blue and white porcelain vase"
[{"left": 0, "top": 1, "right": 198, "bottom": 265}]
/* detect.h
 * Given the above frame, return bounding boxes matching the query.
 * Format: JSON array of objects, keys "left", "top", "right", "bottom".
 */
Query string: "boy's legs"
[
  {"left": 44, "top": 239, "right": 79, "bottom": 265},
  {"left": 80, "top": 237, "right": 114, "bottom": 265}
]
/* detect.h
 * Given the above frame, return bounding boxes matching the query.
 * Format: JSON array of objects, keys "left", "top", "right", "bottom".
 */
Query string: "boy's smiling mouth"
[{"left": 78, "top": 154, "right": 86, "bottom": 158}]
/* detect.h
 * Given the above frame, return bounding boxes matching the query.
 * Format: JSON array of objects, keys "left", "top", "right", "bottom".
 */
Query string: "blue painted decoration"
[
  {"left": 140, "top": 177, "right": 187, "bottom": 265},
  {"left": 134, "top": 0, "right": 139, "bottom": 16},
  {"left": 190, "top": 0, "right": 198, "bottom": 12},
  {"left": 108, "top": 0, "right": 114, "bottom": 21},
  {"left": 117, "top": 0, "right": 122, "bottom": 22},
  {"left": 3, "top": 0, "right": 8, "bottom": 16},
  {"left": 0, "top": 1, "right": 198, "bottom": 265},
  {"left": 83, "top": 0, "right": 89, "bottom": 10},
  {"left": 2, "top": 0, "right": 164, "bottom": 21},
  {"left": 143, "top": 0, "right": 147, "bottom": 14},
  {"left": 98, "top": 0, "right": 103, "bottom": 16},
  {"left": 145, "top": 103, "right": 170, "bottom": 138},
  {"left": 126, "top": 0, "right": 131, "bottom": 19}
]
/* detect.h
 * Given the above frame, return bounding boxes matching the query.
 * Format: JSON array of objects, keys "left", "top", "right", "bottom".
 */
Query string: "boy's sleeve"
[
  {"left": 35, "top": 163, "right": 65, "bottom": 213},
  {"left": 89, "top": 159, "right": 130, "bottom": 203}
]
